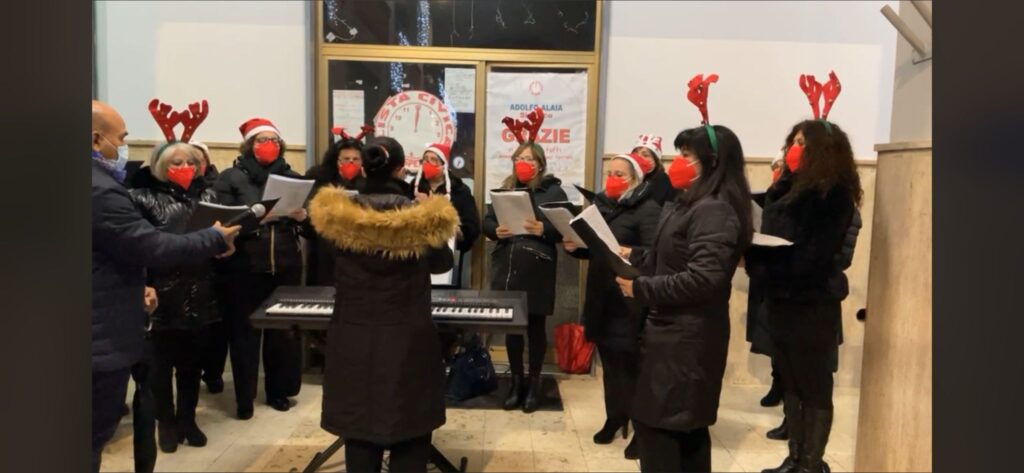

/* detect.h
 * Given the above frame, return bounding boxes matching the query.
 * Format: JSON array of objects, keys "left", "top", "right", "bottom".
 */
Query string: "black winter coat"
[
  {"left": 644, "top": 168, "right": 676, "bottom": 206},
  {"left": 482, "top": 175, "right": 568, "bottom": 315},
  {"left": 303, "top": 163, "right": 362, "bottom": 286},
  {"left": 212, "top": 155, "right": 308, "bottom": 278},
  {"left": 565, "top": 184, "right": 661, "bottom": 350},
  {"left": 202, "top": 163, "right": 220, "bottom": 189},
  {"left": 628, "top": 195, "right": 745, "bottom": 432},
  {"left": 92, "top": 161, "right": 226, "bottom": 372},
  {"left": 309, "top": 177, "right": 459, "bottom": 444},
  {"left": 416, "top": 172, "right": 481, "bottom": 253},
  {"left": 129, "top": 167, "right": 221, "bottom": 331}
]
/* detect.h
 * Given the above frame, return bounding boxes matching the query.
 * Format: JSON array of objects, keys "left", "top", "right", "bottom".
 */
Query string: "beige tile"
[
  {"left": 439, "top": 447, "right": 485, "bottom": 472},
  {"left": 530, "top": 430, "right": 583, "bottom": 454},
  {"left": 434, "top": 429, "right": 485, "bottom": 450},
  {"left": 711, "top": 447, "right": 744, "bottom": 473},
  {"left": 711, "top": 417, "right": 787, "bottom": 453},
  {"left": 583, "top": 454, "right": 640, "bottom": 472},
  {"left": 480, "top": 449, "right": 536, "bottom": 472},
  {"left": 731, "top": 450, "right": 791, "bottom": 473},
  {"left": 257, "top": 443, "right": 323, "bottom": 472},
  {"left": 529, "top": 410, "right": 577, "bottom": 433},
  {"left": 484, "top": 408, "right": 532, "bottom": 431},
  {"left": 534, "top": 450, "right": 589, "bottom": 472},
  {"left": 439, "top": 408, "right": 487, "bottom": 432},
  {"left": 483, "top": 428, "right": 533, "bottom": 451},
  {"left": 827, "top": 452, "right": 855, "bottom": 472}
]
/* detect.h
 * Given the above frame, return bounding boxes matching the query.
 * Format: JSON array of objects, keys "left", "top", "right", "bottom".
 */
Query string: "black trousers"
[
  {"left": 92, "top": 367, "right": 132, "bottom": 473},
  {"left": 345, "top": 434, "right": 432, "bottom": 473},
  {"left": 131, "top": 345, "right": 157, "bottom": 473},
  {"left": 506, "top": 313, "right": 547, "bottom": 377},
  {"left": 766, "top": 299, "right": 839, "bottom": 409},
  {"left": 635, "top": 422, "right": 711, "bottom": 473},
  {"left": 151, "top": 328, "right": 209, "bottom": 424},
  {"left": 206, "top": 273, "right": 303, "bottom": 409},
  {"left": 597, "top": 343, "right": 639, "bottom": 427}
]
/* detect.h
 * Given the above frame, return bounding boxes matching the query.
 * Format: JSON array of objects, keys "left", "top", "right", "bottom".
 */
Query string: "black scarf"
[{"left": 236, "top": 154, "right": 292, "bottom": 186}]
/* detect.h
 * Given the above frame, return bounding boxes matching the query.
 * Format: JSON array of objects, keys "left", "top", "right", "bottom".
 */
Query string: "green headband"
[
  {"left": 818, "top": 119, "right": 833, "bottom": 134},
  {"left": 704, "top": 124, "right": 719, "bottom": 156}
]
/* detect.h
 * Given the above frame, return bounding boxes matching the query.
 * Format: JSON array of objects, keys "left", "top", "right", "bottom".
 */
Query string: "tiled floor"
[{"left": 100, "top": 374, "right": 859, "bottom": 472}]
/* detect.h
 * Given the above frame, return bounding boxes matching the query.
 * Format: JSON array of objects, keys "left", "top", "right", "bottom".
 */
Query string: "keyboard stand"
[{"left": 301, "top": 437, "right": 467, "bottom": 473}]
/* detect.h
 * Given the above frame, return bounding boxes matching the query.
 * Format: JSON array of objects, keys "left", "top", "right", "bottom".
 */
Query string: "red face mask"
[
  {"left": 784, "top": 144, "right": 804, "bottom": 172},
  {"left": 198, "top": 162, "right": 207, "bottom": 176},
  {"left": 422, "top": 161, "right": 443, "bottom": 180},
  {"left": 514, "top": 161, "right": 537, "bottom": 184},
  {"left": 166, "top": 165, "right": 195, "bottom": 191},
  {"left": 604, "top": 176, "right": 630, "bottom": 200},
  {"left": 338, "top": 162, "right": 361, "bottom": 181},
  {"left": 668, "top": 156, "right": 698, "bottom": 190},
  {"left": 253, "top": 141, "right": 280, "bottom": 165}
]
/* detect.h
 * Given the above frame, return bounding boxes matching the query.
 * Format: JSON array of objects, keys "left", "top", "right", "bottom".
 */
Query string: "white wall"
[
  {"left": 601, "top": 1, "right": 898, "bottom": 159},
  {"left": 95, "top": 1, "right": 309, "bottom": 146},
  {"left": 889, "top": 0, "right": 932, "bottom": 142}
]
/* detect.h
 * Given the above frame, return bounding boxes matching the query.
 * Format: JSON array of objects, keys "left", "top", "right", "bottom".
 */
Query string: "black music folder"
[
  {"left": 570, "top": 217, "right": 643, "bottom": 279},
  {"left": 186, "top": 198, "right": 280, "bottom": 233},
  {"left": 573, "top": 184, "right": 597, "bottom": 204}
]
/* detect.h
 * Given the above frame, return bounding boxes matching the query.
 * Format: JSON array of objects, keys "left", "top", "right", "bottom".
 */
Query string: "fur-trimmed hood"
[{"left": 309, "top": 186, "right": 459, "bottom": 260}]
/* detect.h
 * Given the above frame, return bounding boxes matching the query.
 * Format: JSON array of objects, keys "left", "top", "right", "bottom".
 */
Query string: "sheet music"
[
  {"left": 489, "top": 190, "right": 533, "bottom": 235},
  {"left": 262, "top": 175, "right": 316, "bottom": 220},
  {"left": 539, "top": 204, "right": 586, "bottom": 248},
  {"left": 430, "top": 238, "right": 458, "bottom": 286},
  {"left": 752, "top": 232, "right": 794, "bottom": 247},
  {"left": 571, "top": 205, "right": 622, "bottom": 256}
]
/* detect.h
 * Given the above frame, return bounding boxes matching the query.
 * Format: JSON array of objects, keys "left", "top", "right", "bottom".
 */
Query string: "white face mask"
[{"left": 98, "top": 135, "right": 129, "bottom": 172}]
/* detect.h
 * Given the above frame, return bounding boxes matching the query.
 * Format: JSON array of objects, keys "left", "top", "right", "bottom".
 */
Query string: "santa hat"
[
  {"left": 634, "top": 134, "right": 664, "bottom": 161},
  {"left": 613, "top": 154, "right": 647, "bottom": 183},
  {"left": 413, "top": 142, "right": 453, "bottom": 198},
  {"left": 239, "top": 117, "right": 280, "bottom": 141}
]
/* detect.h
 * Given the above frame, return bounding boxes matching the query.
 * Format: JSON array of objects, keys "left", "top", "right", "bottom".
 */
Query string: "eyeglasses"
[
  {"left": 255, "top": 137, "right": 282, "bottom": 145},
  {"left": 512, "top": 155, "right": 537, "bottom": 163}
]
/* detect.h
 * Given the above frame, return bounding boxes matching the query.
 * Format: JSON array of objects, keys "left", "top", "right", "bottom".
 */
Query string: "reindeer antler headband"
[
  {"left": 799, "top": 71, "right": 842, "bottom": 133},
  {"left": 331, "top": 124, "right": 375, "bottom": 144},
  {"left": 686, "top": 73, "right": 719, "bottom": 155},
  {"left": 148, "top": 98, "right": 209, "bottom": 143},
  {"left": 501, "top": 106, "right": 545, "bottom": 146}
]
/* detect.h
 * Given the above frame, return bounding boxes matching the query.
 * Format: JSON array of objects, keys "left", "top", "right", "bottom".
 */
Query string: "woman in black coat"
[
  {"left": 129, "top": 142, "right": 221, "bottom": 452},
  {"left": 412, "top": 142, "right": 481, "bottom": 255},
  {"left": 309, "top": 141, "right": 458, "bottom": 473},
  {"left": 563, "top": 154, "right": 661, "bottom": 458},
  {"left": 617, "top": 125, "right": 754, "bottom": 472},
  {"left": 632, "top": 134, "right": 675, "bottom": 206},
  {"left": 206, "top": 118, "right": 309, "bottom": 419},
  {"left": 746, "top": 120, "right": 862, "bottom": 473},
  {"left": 303, "top": 134, "right": 365, "bottom": 286},
  {"left": 482, "top": 142, "right": 567, "bottom": 413}
]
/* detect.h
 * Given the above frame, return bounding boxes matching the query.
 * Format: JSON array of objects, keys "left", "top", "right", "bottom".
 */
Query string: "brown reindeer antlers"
[{"left": 148, "top": 98, "right": 209, "bottom": 143}]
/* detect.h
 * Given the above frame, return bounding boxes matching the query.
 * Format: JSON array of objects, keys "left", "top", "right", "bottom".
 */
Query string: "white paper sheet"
[
  {"left": 332, "top": 90, "right": 365, "bottom": 131},
  {"left": 572, "top": 205, "right": 621, "bottom": 256},
  {"left": 430, "top": 238, "right": 458, "bottom": 286},
  {"left": 262, "top": 175, "right": 316, "bottom": 220},
  {"left": 752, "top": 232, "right": 794, "bottom": 247},
  {"left": 752, "top": 201, "right": 763, "bottom": 233},
  {"left": 490, "top": 190, "right": 534, "bottom": 235},
  {"left": 444, "top": 68, "right": 476, "bottom": 113},
  {"left": 539, "top": 206, "right": 586, "bottom": 248}
]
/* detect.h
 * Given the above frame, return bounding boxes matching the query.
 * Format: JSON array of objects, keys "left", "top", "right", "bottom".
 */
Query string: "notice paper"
[
  {"left": 752, "top": 232, "right": 794, "bottom": 247},
  {"left": 262, "top": 175, "right": 316, "bottom": 220},
  {"left": 332, "top": 90, "right": 365, "bottom": 131},
  {"left": 489, "top": 190, "right": 534, "bottom": 235},
  {"left": 444, "top": 68, "right": 476, "bottom": 113},
  {"left": 539, "top": 202, "right": 585, "bottom": 248}
]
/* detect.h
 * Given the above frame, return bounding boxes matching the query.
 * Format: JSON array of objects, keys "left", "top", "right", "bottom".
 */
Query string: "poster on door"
[{"left": 485, "top": 71, "right": 588, "bottom": 204}]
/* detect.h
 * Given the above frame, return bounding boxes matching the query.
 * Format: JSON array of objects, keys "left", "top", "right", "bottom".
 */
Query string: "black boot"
[
  {"left": 761, "top": 377, "right": 784, "bottom": 407},
  {"left": 797, "top": 407, "right": 833, "bottom": 473},
  {"left": 624, "top": 435, "right": 639, "bottom": 460},
  {"left": 502, "top": 374, "right": 525, "bottom": 410},
  {"left": 177, "top": 415, "right": 208, "bottom": 447},
  {"left": 593, "top": 419, "right": 626, "bottom": 444},
  {"left": 204, "top": 377, "right": 224, "bottom": 394},
  {"left": 521, "top": 375, "right": 543, "bottom": 413},
  {"left": 767, "top": 416, "right": 790, "bottom": 440},
  {"left": 762, "top": 394, "right": 802, "bottom": 473},
  {"left": 157, "top": 420, "right": 179, "bottom": 453}
]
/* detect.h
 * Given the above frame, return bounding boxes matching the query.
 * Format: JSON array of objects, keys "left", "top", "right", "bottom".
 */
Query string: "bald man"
[{"left": 91, "top": 101, "right": 240, "bottom": 473}]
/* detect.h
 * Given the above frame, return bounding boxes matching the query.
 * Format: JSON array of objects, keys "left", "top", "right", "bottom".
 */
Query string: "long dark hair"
[
  {"left": 674, "top": 125, "right": 754, "bottom": 248},
  {"left": 786, "top": 120, "right": 863, "bottom": 207},
  {"left": 319, "top": 137, "right": 364, "bottom": 181}
]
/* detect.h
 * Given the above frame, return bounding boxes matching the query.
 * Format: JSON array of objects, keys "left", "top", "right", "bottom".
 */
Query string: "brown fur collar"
[{"left": 309, "top": 186, "right": 459, "bottom": 260}]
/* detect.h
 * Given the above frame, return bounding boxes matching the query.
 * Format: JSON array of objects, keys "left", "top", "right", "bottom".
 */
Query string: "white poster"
[
  {"left": 332, "top": 89, "right": 365, "bottom": 131},
  {"left": 444, "top": 68, "right": 476, "bottom": 114},
  {"left": 485, "top": 71, "right": 588, "bottom": 203}
]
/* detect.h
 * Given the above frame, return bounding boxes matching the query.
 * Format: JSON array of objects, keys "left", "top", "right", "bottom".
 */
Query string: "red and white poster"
[{"left": 485, "top": 71, "right": 588, "bottom": 203}]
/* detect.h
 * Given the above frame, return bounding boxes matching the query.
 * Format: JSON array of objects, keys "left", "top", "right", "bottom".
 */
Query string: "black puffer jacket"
[
  {"left": 303, "top": 163, "right": 362, "bottom": 286},
  {"left": 129, "top": 167, "right": 220, "bottom": 330},
  {"left": 482, "top": 175, "right": 568, "bottom": 315},
  {"left": 565, "top": 183, "right": 661, "bottom": 349},
  {"left": 644, "top": 167, "right": 676, "bottom": 206},
  {"left": 309, "top": 177, "right": 458, "bottom": 444},
  {"left": 202, "top": 163, "right": 220, "bottom": 188},
  {"left": 628, "top": 195, "right": 746, "bottom": 432},
  {"left": 212, "top": 155, "right": 308, "bottom": 277},
  {"left": 416, "top": 172, "right": 481, "bottom": 253}
]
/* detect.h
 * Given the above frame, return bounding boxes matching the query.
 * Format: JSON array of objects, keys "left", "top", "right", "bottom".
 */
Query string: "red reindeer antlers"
[
  {"left": 799, "top": 71, "right": 842, "bottom": 120},
  {"left": 148, "top": 98, "right": 209, "bottom": 143},
  {"left": 332, "top": 124, "right": 375, "bottom": 143},
  {"left": 687, "top": 73, "right": 719, "bottom": 125},
  {"left": 502, "top": 106, "right": 545, "bottom": 145}
]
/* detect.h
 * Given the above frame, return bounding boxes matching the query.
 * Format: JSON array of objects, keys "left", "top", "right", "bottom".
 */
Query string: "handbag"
[
  {"left": 555, "top": 318, "right": 595, "bottom": 374},
  {"left": 445, "top": 334, "right": 499, "bottom": 402}
]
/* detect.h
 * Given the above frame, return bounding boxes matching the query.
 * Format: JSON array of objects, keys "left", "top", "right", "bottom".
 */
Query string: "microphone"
[{"left": 223, "top": 203, "right": 267, "bottom": 227}]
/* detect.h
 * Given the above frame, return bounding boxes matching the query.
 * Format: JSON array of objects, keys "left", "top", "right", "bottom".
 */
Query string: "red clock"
[{"left": 373, "top": 90, "right": 457, "bottom": 168}]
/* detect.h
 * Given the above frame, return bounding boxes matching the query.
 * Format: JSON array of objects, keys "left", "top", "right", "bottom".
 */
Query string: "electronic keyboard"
[{"left": 250, "top": 286, "right": 528, "bottom": 332}]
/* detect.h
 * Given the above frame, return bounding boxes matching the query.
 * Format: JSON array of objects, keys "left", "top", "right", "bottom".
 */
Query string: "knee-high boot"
[
  {"left": 797, "top": 407, "right": 833, "bottom": 473},
  {"left": 762, "top": 392, "right": 802, "bottom": 473}
]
